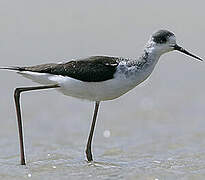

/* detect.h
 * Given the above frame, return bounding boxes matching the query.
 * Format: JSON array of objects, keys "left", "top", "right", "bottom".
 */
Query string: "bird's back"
[{"left": 16, "top": 56, "right": 120, "bottom": 82}]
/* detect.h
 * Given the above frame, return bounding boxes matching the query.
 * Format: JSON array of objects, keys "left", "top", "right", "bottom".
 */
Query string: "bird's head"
[{"left": 146, "top": 29, "right": 203, "bottom": 61}]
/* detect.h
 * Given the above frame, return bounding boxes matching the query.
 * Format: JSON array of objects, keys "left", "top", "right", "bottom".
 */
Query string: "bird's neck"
[
  {"left": 125, "top": 46, "right": 161, "bottom": 84},
  {"left": 132, "top": 46, "right": 161, "bottom": 70}
]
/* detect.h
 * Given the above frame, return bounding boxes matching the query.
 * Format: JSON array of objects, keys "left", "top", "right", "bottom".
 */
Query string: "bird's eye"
[
  {"left": 153, "top": 36, "right": 167, "bottom": 44},
  {"left": 159, "top": 37, "right": 167, "bottom": 43}
]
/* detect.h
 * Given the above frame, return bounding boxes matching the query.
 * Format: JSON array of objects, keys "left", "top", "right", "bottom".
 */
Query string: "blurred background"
[{"left": 0, "top": 0, "right": 205, "bottom": 179}]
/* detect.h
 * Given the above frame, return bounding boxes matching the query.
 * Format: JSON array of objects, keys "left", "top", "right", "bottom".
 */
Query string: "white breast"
[
  {"left": 49, "top": 73, "right": 138, "bottom": 101},
  {"left": 18, "top": 72, "right": 134, "bottom": 101}
]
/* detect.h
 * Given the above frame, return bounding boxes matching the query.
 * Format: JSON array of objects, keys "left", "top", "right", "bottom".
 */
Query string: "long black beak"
[{"left": 172, "top": 44, "right": 203, "bottom": 61}]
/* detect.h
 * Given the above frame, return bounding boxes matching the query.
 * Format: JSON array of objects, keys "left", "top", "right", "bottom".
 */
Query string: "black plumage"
[
  {"left": 152, "top": 30, "right": 174, "bottom": 44},
  {"left": 14, "top": 56, "right": 119, "bottom": 82}
]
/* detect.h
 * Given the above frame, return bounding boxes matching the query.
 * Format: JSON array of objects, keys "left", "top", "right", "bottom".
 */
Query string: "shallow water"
[{"left": 0, "top": 0, "right": 205, "bottom": 179}]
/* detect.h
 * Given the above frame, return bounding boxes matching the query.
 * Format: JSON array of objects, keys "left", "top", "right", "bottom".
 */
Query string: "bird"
[{"left": 0, "top": 29, "right": 203, "bottom": 165}]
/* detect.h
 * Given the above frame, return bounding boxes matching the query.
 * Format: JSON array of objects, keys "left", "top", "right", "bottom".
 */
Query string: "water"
[{"left": 0, "top": 0, "right": 205, "bottom": 179}]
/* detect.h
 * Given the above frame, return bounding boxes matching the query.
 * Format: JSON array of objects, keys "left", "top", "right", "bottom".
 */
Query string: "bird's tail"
[
  {"left": 0, "top": 66, "right": 56, "bottom": 85},
  {"left": 0, "top": 66, "right": 25, "bottom": 71}
]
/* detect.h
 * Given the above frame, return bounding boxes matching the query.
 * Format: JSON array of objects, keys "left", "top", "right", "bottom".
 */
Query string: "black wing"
[{"left": 19, "top": 56, "right": 119, "bottom": 82}]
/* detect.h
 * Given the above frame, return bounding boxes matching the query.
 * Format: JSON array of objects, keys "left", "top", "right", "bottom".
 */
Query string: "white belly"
[
  {"left": 57, "top": 76, "right": 137, "bottom": 101},
  {"left": 18, "top": 71, "right": 142, "bottom": 101}
]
